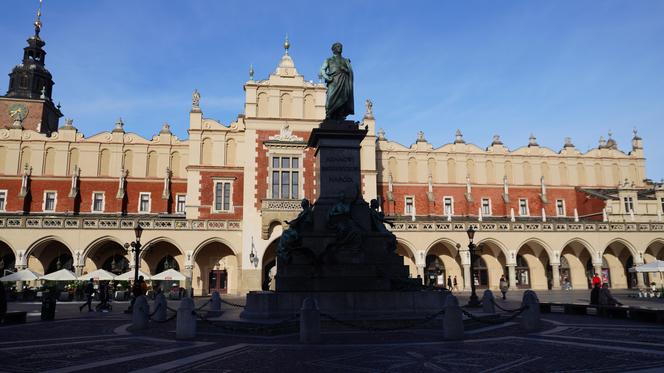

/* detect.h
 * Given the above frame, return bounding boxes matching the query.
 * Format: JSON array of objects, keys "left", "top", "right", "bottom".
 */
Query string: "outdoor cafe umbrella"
[
  {"left": 0, "top": 268, "right": 42, "bottom": 282},
  {"left": 630, "top": 260, "right": 664, "bottom": 273},
  {"left": 40, "top": 268, "right": 77, "bottom": 281},
  {"left": 78, "top": 269, "right": 116, "bottom": 281},
  {"left": 151, "top": 268, "right": 186, "bottom": 282},
  {"left": 114, "top": 270, "right": 151, "bottom": 281}
]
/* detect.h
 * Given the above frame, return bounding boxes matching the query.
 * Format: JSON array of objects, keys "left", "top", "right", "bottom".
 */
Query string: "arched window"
[
  {"left": 170, "top": 152, "right": 181, "bottom": 178},
  {"left": 68, "top": 148, "right": 79, "bottom": 175},
  {"left": 147, "top": 151, "right": 158, "bottom": 178},
  {"left": 280, "top": 93, "right": 292, "bottom": 118},
  {"left": 99, "top": 149, "right": 110, "bottom": 176},
  {"left": 408, "top": 157, "right": 417, "bottom": 182},
  {"left": 447, "top": 158, "right": 456, "bottom": 183},
  {"left": 201, "top": 138, "right": 212, "bottom": 165},
  {"left": 43, "top": 148, "right": 56, "bottom": 175},
  {"left": 304, "top": 94, "right": 315, "bottom": 119},
  {"left": 257, "top": 92, "right": 268, "bottom": 117},
  {"left": 225, "top": 139, "right": 236, "bottom": 166}
]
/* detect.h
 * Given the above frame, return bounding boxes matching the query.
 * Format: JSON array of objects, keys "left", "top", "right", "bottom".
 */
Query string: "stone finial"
[
  {"left": 564, "top": 137, "right": 574, "bottom": 148},
  {"left": 606, "top": 131, "right": 617, "bottom": 150},
  {"left": 160, "top": 122, "right": 172, "bottom": 134},
  {"left": 633, "top": 127, "right": 641, "bottom": 140},
  {"left": 491, "top": 135, "right": 503, "bottom": 146},
  {"left": 57, "top": 102, "right": 61, "bottom": 110},
  {"left": 64, "top": 118, "right": 74, "bottom": 128},
  {"left": 249, "top": 64, "right": 255, "bottom": 81},
  {"left": 632, "top": 127, "right": 643, "bottom": 150},
  {"left": 112, "top": 118, "right": 125, "bottom": 133},
  {"left": 283, "top": 34, "right": 290, "bottom": 55},
  {"left": 192, "top": 89, "right": 201, "bottom": 109},
  {"left": 598, "top": 136, "right": 607, "bottom": 148},
  {"left": 454, "top": 129, "right": 465, "bottom": 144},
  {"left": 416, "top": 131, "right": 426, "bottom": 143},
  {"left": 377, "top": 128, "right": 386, "bottom": 140},
  {"left": 40, "top": 86, "right": 46, "bottom": 100},
  {"left": 528, "top": 133, "right": 538, "bottom": 147}
]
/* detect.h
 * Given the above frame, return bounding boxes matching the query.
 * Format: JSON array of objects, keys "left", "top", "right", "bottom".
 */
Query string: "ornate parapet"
[{"left": 0, "top": 215, "right": 242, "bottom": 231}]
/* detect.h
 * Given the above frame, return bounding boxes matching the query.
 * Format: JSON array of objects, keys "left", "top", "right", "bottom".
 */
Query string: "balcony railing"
[
  {"left": 389, "top": 219, "right": 664, "bottom": 233},
  {"left": 0, "top": 215, "right": 241, "bottom": 231}
]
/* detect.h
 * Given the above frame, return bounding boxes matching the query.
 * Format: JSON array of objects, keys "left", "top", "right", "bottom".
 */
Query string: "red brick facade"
[{"left": 197, "top": 168, "right": 244, "bottom": 220}]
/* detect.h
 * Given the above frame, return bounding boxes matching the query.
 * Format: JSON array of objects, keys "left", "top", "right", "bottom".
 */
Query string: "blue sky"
[{"left": 1, "top": 0, "right": 663, "bottom": 180}]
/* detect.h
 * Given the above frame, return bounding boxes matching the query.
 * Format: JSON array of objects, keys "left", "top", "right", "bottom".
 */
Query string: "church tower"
[{"left": 0, "top": 0, "right": 62, "bottom": 135}]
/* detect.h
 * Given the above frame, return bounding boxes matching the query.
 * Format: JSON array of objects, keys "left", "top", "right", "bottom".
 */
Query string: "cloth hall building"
[{"left": 1, "top": 22, "right": 663, "bottom": 296}]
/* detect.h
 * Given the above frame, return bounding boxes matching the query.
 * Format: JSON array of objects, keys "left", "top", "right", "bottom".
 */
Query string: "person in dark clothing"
[
  {"left": 447, "top": 276, "right": 453, "bottom": 291},
  {"left": 79, "top": 278, "right": 95, "bottom": 312},
  {"left": 96, "top": 282, "right": 110, "bottom": 311},
  {"left": 590, "top": 283, "right": 600, "bottom": 305},
  {"left": 453, "top": 276, "right": 459, "bottom": 291}
]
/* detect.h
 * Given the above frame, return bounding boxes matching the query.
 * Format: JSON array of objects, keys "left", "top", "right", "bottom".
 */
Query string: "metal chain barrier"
[
  {"left": 148, "top": 302, "right": 162, "bottom": 317},
  {"left": 218, "top": 298, "right": 246, "bottom": 308},
  {"left": 320, "top": 308, "right": 446, "bottom": 332},
  {"left": 490, "top": 299, "right": 527, "bottom": 313},
  {"left": 196, "top": 299, "right": 211, "bottom": 311},
  {"left": 461, "top": 305, "right": 528, "bottom": 325}
]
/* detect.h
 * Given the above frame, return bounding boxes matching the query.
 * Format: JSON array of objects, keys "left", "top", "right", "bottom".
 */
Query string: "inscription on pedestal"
[{"left": 318, "top": 148, "right": 361, "bottom": 197}]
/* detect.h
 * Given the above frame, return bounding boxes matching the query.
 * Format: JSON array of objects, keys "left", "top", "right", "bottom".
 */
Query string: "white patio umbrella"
[
  {"left": 0, "top": 268, "right": 42, "bottom": 282},
  {"left": 78, "top": 269, "right": 116, "bottom": 281},
  {"left": 114, "top": 270, "right": 151, "bottom": 281},
  {"left": 151, "top": 268, "right": 186, "bottom": 281},
  {"left": 630, "top": 260, "right": 664, "bottom": 273},
  {"left": 40, "top": 268, "right": 77, "bottom": 281}
]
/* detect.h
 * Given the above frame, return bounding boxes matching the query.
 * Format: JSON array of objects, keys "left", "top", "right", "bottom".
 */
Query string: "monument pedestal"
[{"left": 243, "top": 119, "right": 440, "bottom": 321}]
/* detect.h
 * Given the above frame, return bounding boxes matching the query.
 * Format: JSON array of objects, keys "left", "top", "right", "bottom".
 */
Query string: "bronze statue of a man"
[{"left": 320, "top": 42, "right": 354, "bottom": 120}]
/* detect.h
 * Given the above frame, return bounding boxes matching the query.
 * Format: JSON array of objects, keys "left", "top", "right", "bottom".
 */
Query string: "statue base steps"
[{"left": 240, "top": 290, "right": 449, "bottom": 320}]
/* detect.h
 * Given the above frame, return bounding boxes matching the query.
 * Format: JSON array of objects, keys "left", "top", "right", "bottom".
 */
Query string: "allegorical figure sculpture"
[
  {"left": 320, "top": 42, "right": 354, "bottom": 120},
  {"left": 277, "top": 199, "right": 313, "bottom": 262}
]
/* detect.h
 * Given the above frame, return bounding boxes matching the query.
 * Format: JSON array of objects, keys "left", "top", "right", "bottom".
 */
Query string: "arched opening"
[
  {"left": 0, "top": 242, "right": 16, "bottom": 276},
  {"left": 602, "top": 241, "right": 637, "bottom": 289},
  {"left": 43, "top": 148, "right": 55, "bottom": 175},
  {"left": 122, "top": 150, "right": 133, "bottom": 173},
  {"left": 27, "top": 239, "right": 73, "bottom": 275},
  {"left": 201, "top": 138, "right": 212, "bottom": 165},
  {"left": 99, "top": 149, "right": 110, "bottom": 176},
  {"left": 304, "top": 94, "right": 315, "bottom": 119},
  {"left": 257, "top": 92, "right": 268, "bottom": 117},
  {"left": 170, "top": 152, "right": 181, "bottom": 178},
  {"left": 68, "top": 148, "right": 79, "bottom": 175},
  {"left": 141, "top": 240, "right": 184, "bottom": 276},
  {"left": 515, "top": 241, "right": 551, "bottom": 290},
  {"left": 645, "top": 240, "right": 664, "bottom": 286},
  {"left": 146, "top": 151, "right": 158, "bottom": 178},
  {"left": 447, "top": 158, "right": 456, "bottom": 183},
  {"left": 424, "top": 255, "right": 444, "bottom": 287},
  {"left": 477, "top": 240, "right": 507, "bottom": 289},
  {"left": 408, "top": 157, "right": 417, "bottom": 182},
  {"left": 561, "top": 240, "right": 594, "bottom": 289},
  {"left": 193, "top": 240, "right": 237, "bottom": 296},
  {"left": 156, "top": 255, "right": 180, "bottom": 273},
  {"left": 472, "top": 256, "right": 488, "bottom": 288},
  {"left": 280, "top": 93, "right": 292, "bottom": 118},
  {"left": 83, "top": 239, "right": 128, "bottom": 275},
  {"left": 262, "top": 239, "right": 278, "bottom": 291},
  {"left": 396, "top": 241, "right": 417, "bottom": 278},
  {"left": 425, "top": 240, "right": 462, "bottom": 289}
]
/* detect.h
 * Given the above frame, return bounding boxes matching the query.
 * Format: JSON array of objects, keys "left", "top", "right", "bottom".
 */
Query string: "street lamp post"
[
  {"left": 123, "top": 223, "right": 144, "bottom": 312},
  {"left": 466, "top": 226, "right": 482, "bottom": 308}
]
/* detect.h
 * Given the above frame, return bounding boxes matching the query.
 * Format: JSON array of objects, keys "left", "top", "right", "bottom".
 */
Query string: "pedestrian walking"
[
  {"left": 453, "top": 276, "right": 458, "bottom": 291},
  {"left": 129, "top": 275, "right": 147, "bottom": 312},
  {"left": 447, "top": 275, "right": 453, "bottom": 291},
  {"left": 591, "top": 273, "right": 602, "bottom": 288},
  {"left": 499, "top": 275, "right": 508, "bottom": 300},
  {"left": 590, "top": 283, "right": 600, "bottom": 305},
  {"left": 96, "top": 282, "right": 110, "bottom": 312},
  {"left": 79, "top": 278, "right": 95, "bottom": 312}
]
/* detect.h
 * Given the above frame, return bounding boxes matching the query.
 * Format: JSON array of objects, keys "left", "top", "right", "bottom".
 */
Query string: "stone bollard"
[
  {"left": 132, "top": 295, "right": 150, "bottom": 330},
  {"left": 208, "top": 291, "right": 222, "bottom": 317},
  {"left": 443, "top": 295, "right": 464, "bottom": 340},
  {"left": 176, "top": 296, "right": 197, "bottom": 339},
  {"left": 299, "top": 297, "right": 320, "bottom": 344},
  {"left": 482, "top": 290, "right": 496, "bottom": 314},
  {"left": 152, "top": 293, "right": 168, "bottom": 322},
  {"left": 520, "top": 290, "right": 541, "bottom": 332}
]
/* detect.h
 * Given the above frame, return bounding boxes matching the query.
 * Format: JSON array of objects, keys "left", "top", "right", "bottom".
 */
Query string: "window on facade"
[
  {"left": 443, "top": 197, "right": 453, "bottom": 215},
  {"left": 405, "top": 196, "right": 414, "bottom": 215},
  {"left": 556, "top": 199, "right": 565, "bottom": 216},
  {"left": 271, "top": 156, "right": 299, "bottom": 199},
  {"left": 623, "top": 196, "right": 634, "bottom": 213},
  {"left": 44, "top": 192, "right": 56, "bottom": 212},
  {"left": 660, "top": 197, "right": 664, "bottom": 213},
  {"left": 214, "top": 181, "right": 232, "bottom": 212},
  {"left": 139, "top": 193, "right": 151, "bottom": 213},
  {"left": 481, "top": 198, "right": 491, "bottom": 216},
  {"left": 176, "top": 194, "right": 186, "bottom": 214},
  {"left": 0, "top": 190, "right": 6, "bottom": 211},
  {"left": 92, "top": 192, "right": 104, "bottom": 212},
  {"left": 519, "top": 198, "right": 529, "bottom": 216}
]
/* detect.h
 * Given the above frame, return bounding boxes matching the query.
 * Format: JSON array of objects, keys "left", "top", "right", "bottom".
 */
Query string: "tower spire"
[{"left": 34, "top": 0, "right": 43, "bottom": 37}]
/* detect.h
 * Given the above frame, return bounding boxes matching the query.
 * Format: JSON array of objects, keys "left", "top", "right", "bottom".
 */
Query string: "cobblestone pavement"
[{"left": 2, "top": 293, "right": 664, "bottom": 372}]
